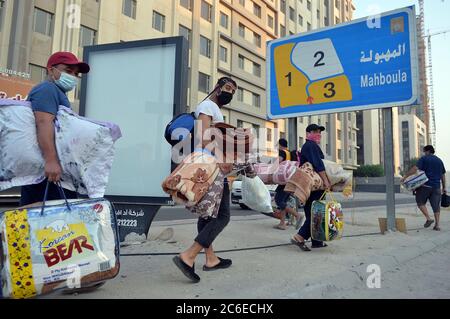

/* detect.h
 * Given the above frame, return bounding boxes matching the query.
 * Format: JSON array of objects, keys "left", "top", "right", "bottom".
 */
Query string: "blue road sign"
[{"left": 267, "top": 6, "right": 419, "bottom": 120}]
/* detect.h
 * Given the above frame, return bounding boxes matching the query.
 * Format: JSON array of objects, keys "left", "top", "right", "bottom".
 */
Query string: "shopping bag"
[
  {"left": 311, "top": 192, "right": 344, "bottom": 242},
  {"left": 241, "top": 176, "right": 273, "bottom": 213},
  {"left": 402, "top": 170, "right": 428, "bottom": 191},
  {"left": 0, "top": 182, "right": 120, "bottom": 299},
  {"left": 442, "top": 193, "right": 450, "bottom": 208}
]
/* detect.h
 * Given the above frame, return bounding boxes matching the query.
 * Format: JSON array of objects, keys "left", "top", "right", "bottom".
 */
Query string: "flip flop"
[
  {"left": 203, "top": 258, "right": 232, "bottom": 271},
  {"left": 291, "top": 238, "right": 311, "bottom": 251},
  {"left": 172, "top": 256, "right": 200, "bottom": 283},
  {"left": 424, "top": 220, "right": 435, "bottom": 228}
]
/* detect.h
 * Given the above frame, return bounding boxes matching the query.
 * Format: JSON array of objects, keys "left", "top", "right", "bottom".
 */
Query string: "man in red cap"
[{"left": 20, "top": 52, "right": 90, "bottom": 206}]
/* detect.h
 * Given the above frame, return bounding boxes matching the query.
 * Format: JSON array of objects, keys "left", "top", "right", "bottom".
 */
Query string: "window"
[
  {"left": 280, "top": 0, "right": 286, "bottom": 14},
  {"left": 252, "top": 93, "right": 261, "bottom": 108},
  {"left": 348, "top": 112, "right": 352, "bottom": 120},
  {"left": 335, "top": 0, "right": 340, "bottom": 9},
  {"left": 298, "top": 14, "right": 303, "bottom": 26},
  {"left": 307, "top": 0, "right": 311, "bottom": 10},
  {"left": 337, "top": 129, "right": 341, "bottom": 140},
  {"left": 219, "top": 45, "right": 228, "bottom": 62},
  {"left": 267, "top": 128, "right": 272, "bottom": 142},
  {"left": 317, "top": 10, "right": 320, "bottom": 19},
  {"left": 326, "top": 144, "right": 330, "bottom": 155},
  {"left": 299, "top": 117, "right": 303, "bottom": 123},
  {"left": 253, "top": 62, "right": 261, "bottom": 77},
  {"left": 239, "top": 0, "right": 245, "bottom": 6},
  {"left": 198, "top": 72, "right": 210, "bottom": 93},
  {"left": 179, "top": 25, "right": 192, "bottom": 48},
  {"left": 335, "top": 17, "right": 340, "bottom": 24},
  {"left": 33, "top": 7, "right": 53, "bottom": 36},
  {"left": 237, "top": 88, "right": 244, "bottom": 102},
  {"left": 239, "top": 23, "right": 245, "bottom": 37},
  {"left": 253, "top": 3, "right": 261, "bottom": 18},
  {"left": 253, "top": 32, "right": 261, "bottom": 47},
  {"left": 122, "top": 0, "right": 136, "bottom": 19},
  {"left": 280, "top": 25, "right": 286, "bottom": 37},
  {"left": 201, "top": 1, "right": 212, "bottom": 22},
  {"left": 348, "top": 131, "right": 352, "bottom": 140},
  {"left": 180, "top": 0, "right": 193, "bottom": 11},
  {"left": 220, "top": 12, "right": 229, "bottom": 28},
  {"left": 349, "top": 149, "right": 352, "bottom": 159},
  {"left": 337, "top": 149, "right": 342, "bottom": 160},
  {"left": 238, "top": 55, "right": 245, "bottom": 69},
  {"left": 324, "top": 16, "right": 329, "bottom": 26},
  {"left": 268, "top": 15, "right": 274, "bottom": 28},
  {"left": 29, "top": 64, "right": 47, "bottom": 84},
  {"left": 237, "top": 120, "right": 244, "bottom": 128},
  {"left": 307, "top": 22, "right": 311, "bottom": 31},
  {"left": 0, "top": 0, "right": 5, "bottom": 31},
  {"left": 200, "top": 36, "right": 211, "bottom": 58},
  {"left": 289, "top": 7, "right": 295, "bottom": 22},
  {"left": 252, "top": 124, "right": 260, "bottom": 138},
  {"left": 152, "top": 11, "right": 165, "bottom": 32},
  {"left": 79, "top": 25, "right": 96, "bottom": 47},
  {"left": 299, "top": 137, "right": 304, "bottom": 146}
]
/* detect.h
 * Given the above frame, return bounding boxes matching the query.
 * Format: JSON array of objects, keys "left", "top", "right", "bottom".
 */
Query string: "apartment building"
[{"left": 0, "top": 0, "right": 355, "bottom": 161}]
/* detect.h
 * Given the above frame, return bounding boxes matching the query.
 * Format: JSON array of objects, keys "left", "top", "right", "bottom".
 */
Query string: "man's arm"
[
  {"left": 34, "top": 111, "right": 62, "bottom": 182},
  {"left": 401, "top": 165, "right": 418, "bottom": 181},
  {"left": 318, "top": 171, "right": 331, "bottom": 190},
  {"left": 442, "top": 174, "right": 447, "bottom": 193}
]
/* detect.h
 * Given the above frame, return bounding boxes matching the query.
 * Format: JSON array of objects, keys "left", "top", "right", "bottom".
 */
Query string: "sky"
[{"left": 353, "top": 0, "right": 450, "bottom": 166}]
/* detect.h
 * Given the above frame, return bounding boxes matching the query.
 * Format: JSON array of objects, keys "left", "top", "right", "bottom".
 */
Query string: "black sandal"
[
  {"left": 291, "top": 238, "right": 311, "bottom": 251},
  {"left": 203, "top": 258, "right": 232, "bottom": 271},
  {"left": 173, "top": 256, "right": 200, "bottom": 283}
]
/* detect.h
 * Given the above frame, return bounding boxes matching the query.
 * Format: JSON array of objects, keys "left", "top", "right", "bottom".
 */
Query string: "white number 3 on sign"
[{"left": 366, "top": 264, "right": 381, "bottom": 289}]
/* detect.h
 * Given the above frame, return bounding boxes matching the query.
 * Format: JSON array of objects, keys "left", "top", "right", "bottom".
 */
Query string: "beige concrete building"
[
  {"left": 0, "top": 0, "right": 355, "bottom": 161},
  {"left": 399, "top": 113, "right": 426, "bottom": 171}
]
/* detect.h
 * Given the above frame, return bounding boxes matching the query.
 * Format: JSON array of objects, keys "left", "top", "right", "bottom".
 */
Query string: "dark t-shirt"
[
  {"left": 299, "top": 140, "right": 325, "bottom": 173},
  {"left": 417, "top": 155, "right": 446, "bottom": 189},
  {"left": 27, "top": 81, "right": 71, "bottom": 115}
]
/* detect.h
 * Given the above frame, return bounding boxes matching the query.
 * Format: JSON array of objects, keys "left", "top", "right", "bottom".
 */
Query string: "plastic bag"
[
  {"left": 241, "top": 176, "right": 273, "bottom": 213},
  {"left": 0, "top": 195, "right": 120, "bottom": 299},
  {"left": 311, "top": 192, "right": 344, "bottom": 242}
]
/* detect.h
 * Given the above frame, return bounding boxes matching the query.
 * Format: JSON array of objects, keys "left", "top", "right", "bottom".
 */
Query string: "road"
[{"left": 153, "top": 196, "right": 416, "bottom": 222}]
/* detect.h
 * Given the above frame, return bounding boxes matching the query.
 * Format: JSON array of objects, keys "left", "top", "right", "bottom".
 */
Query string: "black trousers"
[
  {"left": 297, "top": 190, "right": 325, "bottom": 246},
  {"left": 195, "top": 182, "right": 231, "bottom": 249}
]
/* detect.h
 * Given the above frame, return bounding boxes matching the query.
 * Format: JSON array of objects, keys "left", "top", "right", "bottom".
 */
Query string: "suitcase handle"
[{"left": 40, "top": 180, "right": 72, "bottom": 216}]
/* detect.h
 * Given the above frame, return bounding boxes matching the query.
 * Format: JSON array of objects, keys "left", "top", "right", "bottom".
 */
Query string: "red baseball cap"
[{"left": 47, "top": 51, "right": 90, "bottom": 74}]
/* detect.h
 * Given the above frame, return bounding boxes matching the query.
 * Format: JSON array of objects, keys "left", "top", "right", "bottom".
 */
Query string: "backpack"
[{"left": 164, "top": 112, "right": 196, "bottom": 146}]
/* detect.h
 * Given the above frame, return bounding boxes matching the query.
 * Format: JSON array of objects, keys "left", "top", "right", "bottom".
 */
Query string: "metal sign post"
[{"left": 383, "top": 107, "right": 396, "bottom": 231}]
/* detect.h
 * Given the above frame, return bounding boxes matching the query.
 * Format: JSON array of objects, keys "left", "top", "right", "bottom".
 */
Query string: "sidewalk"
[{"left": 44, "top": 203, "right": 450, "bottom": 299}]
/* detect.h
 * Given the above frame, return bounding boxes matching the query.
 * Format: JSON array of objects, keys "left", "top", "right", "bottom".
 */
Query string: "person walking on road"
[
  {"left": 20, "top": 52, "right": 90, "bottom": 206},
  {"left": 291, "top": 124, "right": 331, "bottom": 251},
  {"left": 402, "top": 145, "right": 446, "bottom": 231},
  {"left": 172, "top": 77, "right": 237, "bottom": 283},
  {"left": 273, "top": 138, "right": 302, "bottom": 230}
]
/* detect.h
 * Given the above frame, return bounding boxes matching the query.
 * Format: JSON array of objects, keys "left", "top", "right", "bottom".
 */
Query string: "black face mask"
[{"left": 217, "top": 91, "right": 233, "bottom": 106}]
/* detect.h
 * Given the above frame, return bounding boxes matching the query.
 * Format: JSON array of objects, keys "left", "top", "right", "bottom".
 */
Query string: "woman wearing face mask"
[
  {"left": 21, "top": 51, "right": 90, "bottom": 206},
  {"left": 172, "top": 77, "right": 238, "bottom": 283},
  {"left": 291, "top": 124, "right": 332, "bottom": 251}
]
